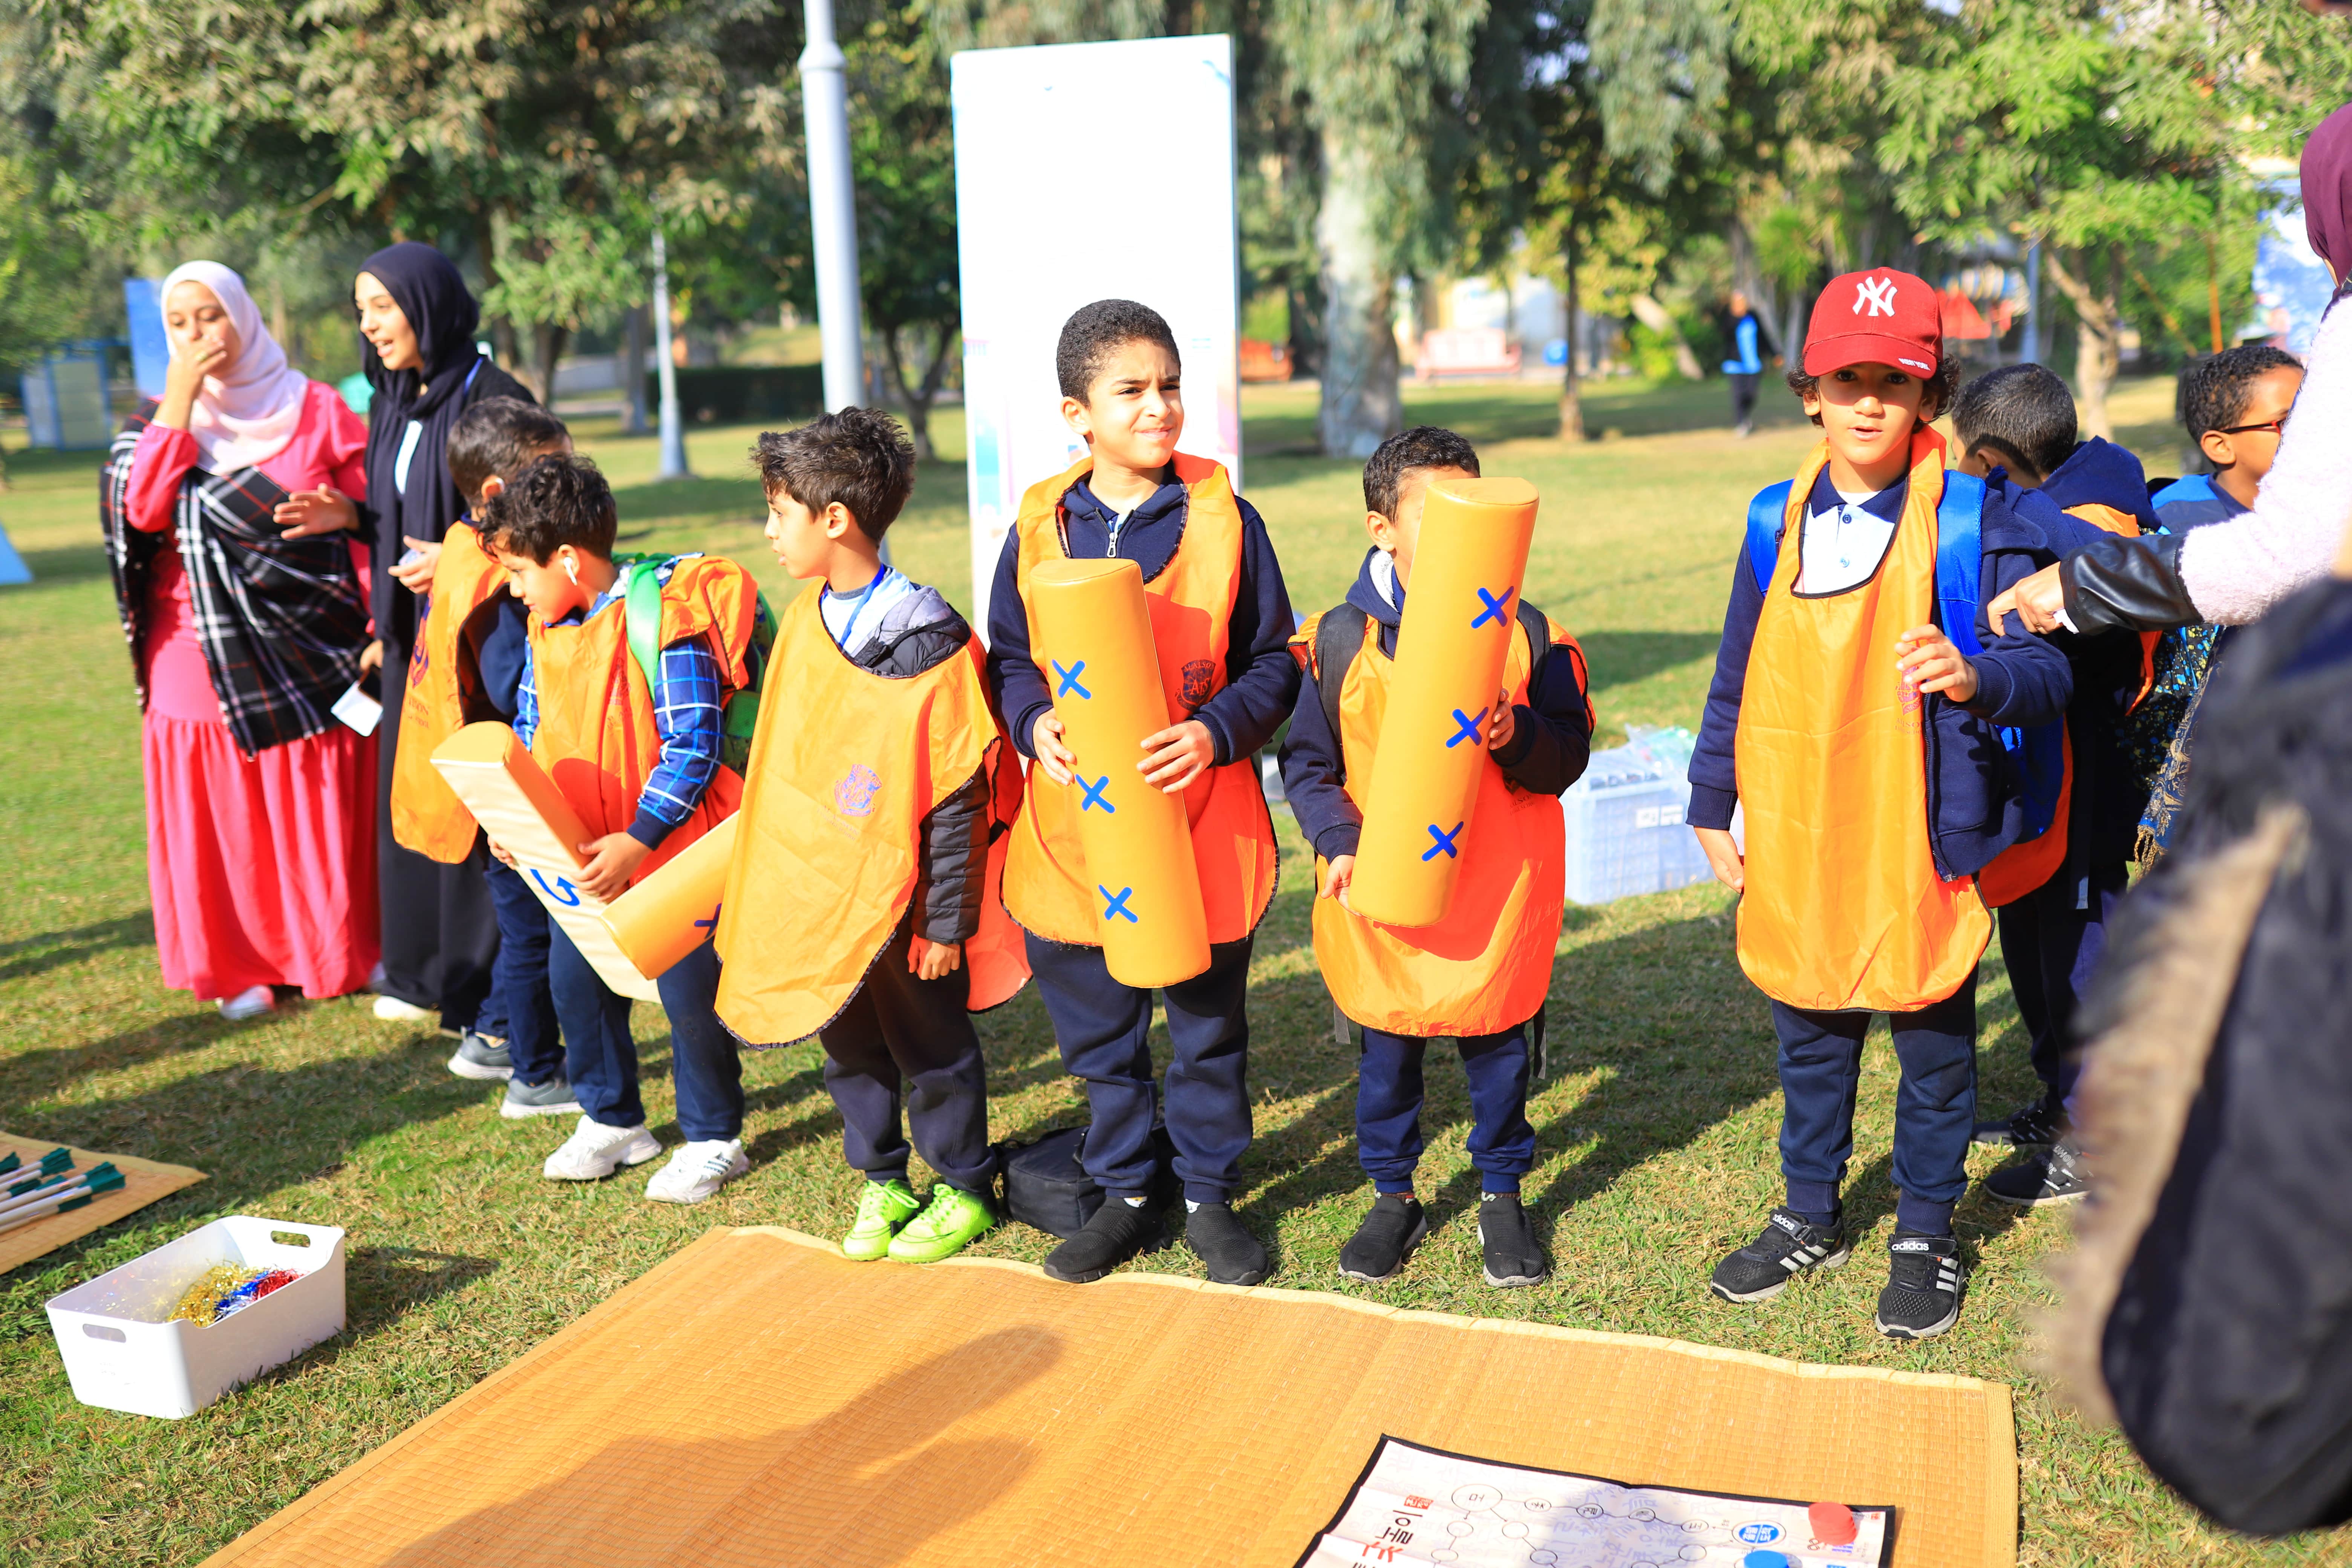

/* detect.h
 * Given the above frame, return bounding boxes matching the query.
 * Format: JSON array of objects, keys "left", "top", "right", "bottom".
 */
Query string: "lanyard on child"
[{"left": 831, "top": 565, "right": 891, "bottom": 651}]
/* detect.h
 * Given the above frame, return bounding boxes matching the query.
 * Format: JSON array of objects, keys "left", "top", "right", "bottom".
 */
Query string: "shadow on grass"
[
  {"left": 244, "top": 1244, "right": 501, "bottom": 1393},
  {"left": 12, "top": 544, "right": 112, "bottom": 585},
  {"left": 0, "top": 914, "right": 156, "bottom": 983}
]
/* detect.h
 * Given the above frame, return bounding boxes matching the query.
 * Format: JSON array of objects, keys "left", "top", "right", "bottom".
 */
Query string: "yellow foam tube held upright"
[
  {"left": 1346, "top": 476, "right": 1541, "bottom": 928},
  {"left": 600, "top": 813, "right": 737, "bottom": 980},
  {"left": 1026, "top": 557, "right": 1212, "bottom": 987}
]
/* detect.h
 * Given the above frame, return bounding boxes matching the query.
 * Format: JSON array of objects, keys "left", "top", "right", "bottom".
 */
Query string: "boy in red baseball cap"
[{"left": 1682, "top": 268, "right": 2073, "bottom": 1339}]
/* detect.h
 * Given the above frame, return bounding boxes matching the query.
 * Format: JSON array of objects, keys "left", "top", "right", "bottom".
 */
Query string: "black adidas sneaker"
[
  {"left": 1874, "top": 1230, "right": 1968, "bottom": 1339},
  {"left": 1709, "top": 1208, "right": 1851, "bottom": 1304},
  {"left": 1972, "top": 1091, "right": 2064, "bottom": 1149},
  {"left": 1985, "top": 1135, "right": 2089, "bottom": 1207}
]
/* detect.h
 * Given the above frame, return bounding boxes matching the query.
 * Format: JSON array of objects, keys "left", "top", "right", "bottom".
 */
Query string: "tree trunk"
[
  {"left": 1727, "top": 217, "right": 1784, "bottom": 358},
  {"left": 473, "top": 211, "right": 523, "bottom": 384},
  {"left": 528, "top": 322, "right": 569, "bottom": 409},
  {"left": 270, "top": 283, "right": 291, "bottom": 363},
  {"left": 2044, "top": 245, "right": 2121, "bottom": 439},
  {"left": 1629, "top": 293, "right": 1704, "bottom": 381},
  {"left": 878, "top": 325, "right": 933, "bottom": 461},
  {"left": 622, "top": 305, "right": 650, "bottom": 435},
  {"left": 1314, "top": 133, "right": 1403, "bottom": 459},
  {"left": 1559, "top": 232, "right": 1585, "bottom": 442}
]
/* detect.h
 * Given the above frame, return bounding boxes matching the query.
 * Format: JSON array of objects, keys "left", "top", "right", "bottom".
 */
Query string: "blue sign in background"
[{"left": 124, "top": 278, "right": 169, "bottom": 398}]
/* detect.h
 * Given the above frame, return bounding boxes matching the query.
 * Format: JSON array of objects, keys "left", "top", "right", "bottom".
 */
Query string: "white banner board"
[{"left": 951, "top": 35, "right": 1241, "bottom": 629}]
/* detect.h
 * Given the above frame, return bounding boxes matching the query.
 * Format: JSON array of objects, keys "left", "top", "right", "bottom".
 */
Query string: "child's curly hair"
[
  {"left": 1784, "top": 358, "right": 1962, "bottom": 426},
  {"left": 476, "top": 454, "right": 618, "bottom": 562}
]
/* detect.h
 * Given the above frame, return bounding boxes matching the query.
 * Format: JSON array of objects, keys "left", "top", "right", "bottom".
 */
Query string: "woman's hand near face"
[
  {"left": 158, "top": 336, "right": 229, "bottom": 432},
  {"left": 274, "top": 487, "right": 360, "bottom": 539}
]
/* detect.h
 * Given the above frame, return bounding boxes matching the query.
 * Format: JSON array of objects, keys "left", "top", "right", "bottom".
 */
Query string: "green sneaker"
[
  {"left": 842, "top": 1178, "right": 922, "bottom": 1261},
  {"left": 887, "top": 1185, "right": 995, "bottom": 1263}
]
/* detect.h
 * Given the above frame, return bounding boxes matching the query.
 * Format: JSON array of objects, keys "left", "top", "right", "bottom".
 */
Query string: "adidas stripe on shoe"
[{"left": 1709, "top": 1207, "right": 1851, "bottom": 1304}]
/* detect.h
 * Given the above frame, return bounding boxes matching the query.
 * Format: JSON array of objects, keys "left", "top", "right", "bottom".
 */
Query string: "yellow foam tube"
[
  {"left": 1346, "top": 476, "right": 1541, "bottom": 928},
  {"left": 1026, "top": 557, "right": 1212, "bottom": 987},
  {"left": 429, "top": 721, "right": 659, "bottom": 1001},
  {"left": 601, "top": 813, "right": 737, "bottom": 980}
]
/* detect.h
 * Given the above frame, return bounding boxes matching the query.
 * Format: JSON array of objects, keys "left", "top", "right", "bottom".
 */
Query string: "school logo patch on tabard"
[
  {"left": 1179, "top": 659, "right": 1216, "bottom": 713},
  {"left": 834, "top": 765, "right": 882, "bottom": 818}
]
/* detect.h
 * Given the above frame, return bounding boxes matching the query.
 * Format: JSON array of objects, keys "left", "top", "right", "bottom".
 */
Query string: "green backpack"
[{"left": 612, "top": 554, "right": 776, "bottom": 775}]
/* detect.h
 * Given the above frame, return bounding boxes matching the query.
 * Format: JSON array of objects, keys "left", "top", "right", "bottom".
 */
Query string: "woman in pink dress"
[{"left": 100, "top": 260, "right": 380, "bottom": 1019}]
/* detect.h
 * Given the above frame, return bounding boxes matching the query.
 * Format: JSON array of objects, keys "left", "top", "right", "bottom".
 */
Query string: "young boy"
[
  {"left": 1686, "top": 269, "right": 2071, "bottom": 1340},
  {"left": 1949, "top": 366, "right": 2155, "bottom": 1204},
  {"left": 1280, "top": 427, "right": 1592, "bottom": 1287},
  {"left": 2154, "top": 345, "right": 2303, "bottom": 532},
  {"left": 712, "top": 408, "right": 1014, "bottom": 1263},
  {"left": 477, "top": 455, "right": 758, "bottom": 1203},
  {"left": 392, "top": 396, "right": 580, "bottom": 1118},
  {"left": 985, "top": 299, "right": 1301, "bottom": 1287}
]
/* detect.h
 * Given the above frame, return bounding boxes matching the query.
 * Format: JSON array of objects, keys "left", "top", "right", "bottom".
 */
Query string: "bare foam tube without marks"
[
  {"left": 602, "top": 813, "right": 737, "bottom": 980},
  {"left": 1026, "top": 557, "right": 1212, "bottom": 987},
  {"left": 1345, "top": 476, "right": 1541, "bottom": 928},
  {"left": 430, "top": 721, "right": 660, "bottom": 1000}
]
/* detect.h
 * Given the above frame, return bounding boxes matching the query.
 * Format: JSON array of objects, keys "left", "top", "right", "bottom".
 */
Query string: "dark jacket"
[
  {"left": 985, "top": 472, "right": 1300, "bottom": 767},
  {"left": 1280, "top": 548, "right": 1592, "bottom": 862},
  {"left": 850, "top": 583, "right": 991, "bottom": 946},
  {"left": 2078, "top": 575, "right": 2352, "bottom": 1535},
  {"left": 1687, "top": 466, "right": 2073, "bottom": 880},
  {"left": 2013, "top": 438, "right": 2165, "bottom": 875}
]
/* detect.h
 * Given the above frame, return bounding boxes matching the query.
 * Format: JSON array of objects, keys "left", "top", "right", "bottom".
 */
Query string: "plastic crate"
[
  {"left": 45, "top": 1216, "right": 345, "bottom": 1418},
  {"left": 1559, "top": 730, "right": 1715, "bottom": 905}
]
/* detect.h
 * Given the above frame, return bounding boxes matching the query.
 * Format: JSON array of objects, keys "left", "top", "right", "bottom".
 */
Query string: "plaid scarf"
[{"left": 101, "top": 402, "right": 372, "bottom": 756}]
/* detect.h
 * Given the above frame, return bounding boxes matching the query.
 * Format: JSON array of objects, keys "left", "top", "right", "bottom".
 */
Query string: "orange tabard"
[
  {"left": 1302, "top": 609, "right": 1583, "bottom": 1037},
  {"left": 713, "top": 589, "right": 1028, "bottom": 1046},
  {"left": 524, "top": 554, "right": 752, "bottom": 886},
  {"left": 1003, "top": 453, "right": 1279, "bottom": 948},
  {"left": 1735, "top": 432, "right": 1991, "bottom": 1012},
  {"left": 391, "top": 522, "right": 512, "bottom": 863}
]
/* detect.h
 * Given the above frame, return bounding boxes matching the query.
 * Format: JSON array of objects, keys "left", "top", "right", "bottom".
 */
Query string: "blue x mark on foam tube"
[
  {"left": 1446, "top": 707, "right": 1483, "bottom": 749},
  {"left": 1078, "top": 774, "right": 1115, "bottom": 813},
  {"left": 1472, "top": 586, "right": 1511, "bottom": 629},
  {"left": 1098, "top": 885, "right": 1138, "bottom": 923},
  {"left": 1422, "top": 821, "right": 1464, "bottom": 861},
  {"left": 1053, "top": 659, "right": 1090, "bottom": 698},
  {"left": 694, "top": 905, "right": 721, "bottom": 932}
]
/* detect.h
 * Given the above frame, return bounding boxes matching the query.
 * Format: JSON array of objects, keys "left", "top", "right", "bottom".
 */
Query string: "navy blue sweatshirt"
[
  {"left": 1281, "top": 548, "right": 1593, "bottom": 861},
  {"left": 2012, "top": 437, "right": 2165, "bottom": 876},
  {"left": 1688, "top": 466, "right": 2073, "bottom": 881},
  {"left": 985, "top": 471, "right": 1300, "bottom": 767}
]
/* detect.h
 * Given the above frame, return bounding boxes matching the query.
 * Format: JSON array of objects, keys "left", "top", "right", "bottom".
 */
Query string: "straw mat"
[
  {"left": 0, "top": 1130, "right": 205, "bottom": 1275},
  {"left": 205, "top": 1225, "right": 2016, "bottom": 1567}
]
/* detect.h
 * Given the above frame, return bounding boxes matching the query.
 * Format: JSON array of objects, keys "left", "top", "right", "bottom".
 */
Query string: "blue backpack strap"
[
  {"left": 1745, "top": 481, "right": 1793, "bottom": 597},
  {"left": 1934, "top": 470, "right": 1987, "bottom": 655}
]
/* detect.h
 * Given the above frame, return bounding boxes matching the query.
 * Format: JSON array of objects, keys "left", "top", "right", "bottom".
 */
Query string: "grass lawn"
[{"left": 2, "top": 371, "right": 2340, "bottom": 1567}]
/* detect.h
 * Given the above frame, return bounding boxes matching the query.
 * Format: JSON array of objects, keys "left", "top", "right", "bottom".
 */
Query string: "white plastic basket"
[
  {"left": 1559, "top": 729, "right": 1716, "bottom": 905},
  {"left": 45, "top": 1215, "right": 346, "bottom": 1419}
]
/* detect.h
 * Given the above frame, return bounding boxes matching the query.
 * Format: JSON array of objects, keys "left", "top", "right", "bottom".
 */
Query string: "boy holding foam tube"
[
  {"left": 984, "top": 299, "right": 1300, "bottom": 1288},
  {"left": 1280, "top": 427, "right": 1592, "bottom": 1289}
]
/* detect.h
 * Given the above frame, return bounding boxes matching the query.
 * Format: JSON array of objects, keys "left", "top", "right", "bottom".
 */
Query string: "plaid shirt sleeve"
[
  {"left": 626, "top": 633, "right": 726, "bottom": 849},
  {"left": 513, "top": 642, "right": 540, "bottom": 749}
]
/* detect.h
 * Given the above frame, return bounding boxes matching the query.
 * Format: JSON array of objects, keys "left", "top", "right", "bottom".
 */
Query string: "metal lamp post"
[
  {"left": 801, "top": 0, "right": 865, "bottom": 415},
  {"left": 652, "top": 227, "right": 692, "bottom": 480}
]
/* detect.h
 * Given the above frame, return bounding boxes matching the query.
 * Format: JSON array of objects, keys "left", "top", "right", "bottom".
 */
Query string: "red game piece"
[{"left": 1807, "top": 1500, "right": 1859, "bottom": 1545}]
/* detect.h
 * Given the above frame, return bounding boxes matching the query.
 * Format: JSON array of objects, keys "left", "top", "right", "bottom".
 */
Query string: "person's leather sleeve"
[{"left": 2061, "top": 532, "right": 2198, "bottom": 635}]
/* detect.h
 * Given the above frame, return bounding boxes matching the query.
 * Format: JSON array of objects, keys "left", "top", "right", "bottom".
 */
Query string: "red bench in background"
[{"left": 1416, "top": 327, "right": 1521, "bottom": 381}]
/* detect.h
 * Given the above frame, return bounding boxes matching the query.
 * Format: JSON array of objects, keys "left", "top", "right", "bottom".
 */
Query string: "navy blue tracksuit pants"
[
  {"left": 479, "top": 856, "right": 560, "bottom": 1086},
  {"left": 819, "top": 918, "right": 995, "bottom": 1195},
  {"left": 1026, "top": 933, "right": 1253, "bottom": 1205},
  {"left": 547, "top": 925, "right": 744, "bottom": 1143},
  {"left": 1776, "top": 969, "right": 1976, "bottom": 1237},
  {"left": 1357, "top": 1023, "right": 1536, "bottom": 1195},
  {"left": 1995, "top": 863, "right": 2128, "bottom": 1121}
]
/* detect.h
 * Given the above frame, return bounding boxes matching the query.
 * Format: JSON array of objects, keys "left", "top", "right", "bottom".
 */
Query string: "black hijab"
[{"left": 358, "top": 241, "right": 532, "bottom": 651}]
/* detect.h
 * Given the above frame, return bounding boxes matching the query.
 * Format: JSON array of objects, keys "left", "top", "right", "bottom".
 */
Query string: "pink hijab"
[{"left": 160, "top": 260, "right": 310, "bottom": 472}]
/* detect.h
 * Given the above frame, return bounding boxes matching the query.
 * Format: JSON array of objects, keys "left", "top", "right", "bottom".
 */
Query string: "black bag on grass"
[{"left": 999, "top": 1125, "right": 1179, "bottom": 1238}]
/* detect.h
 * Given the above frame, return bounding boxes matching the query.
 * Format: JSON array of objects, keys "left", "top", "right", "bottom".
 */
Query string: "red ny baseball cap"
[{"left": 1804, "top": 268, "right": 1941, "bottom": 378}]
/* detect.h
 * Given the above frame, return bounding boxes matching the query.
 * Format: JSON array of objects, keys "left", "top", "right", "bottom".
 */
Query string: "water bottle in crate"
[{"left": 1559, "top": 726, "right": 1717, "bottom": 905}]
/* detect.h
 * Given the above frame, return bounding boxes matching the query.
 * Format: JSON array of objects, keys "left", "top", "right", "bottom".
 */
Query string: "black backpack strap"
[
  {"left": 1514, "top": 599, "right": 1550, "bottom": 696},
  {"left": 1313, "top": 609, "right": 1371, "bottom": 786}
]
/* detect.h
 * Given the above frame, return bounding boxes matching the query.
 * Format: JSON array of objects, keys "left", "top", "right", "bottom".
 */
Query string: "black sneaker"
[
  {"left": 1709, "top": 1208, "right": 1851, "bottom": 1304},
  {"left": 500, "top": 1076, "right": 582, "bottom": 1119},
  {"left": 1339, "top": 1195, "right": 1428, "bottom": 1283},
  {"left": 1183, "top": 1202, "right": 1269, "bottom": 1286},
  {"left": 447, "top": 1031, "right": 513, "bottom": 1081},
  {"left": 1042, "top": 1199, "right": 1170, "bottom": 1284},
  {"left": 1985, "top": 1135, "right": 2089, "bottom": 1207},
  {"left": 1479, "top": 1193, "right": 1549, "bottom": 1288},
  {"left": 1875, "top": 1230, "right": 1968, "bottom": 1339},
  {"left": 1972, "top": 1092, "right": 2063, "bottom": 1149}
]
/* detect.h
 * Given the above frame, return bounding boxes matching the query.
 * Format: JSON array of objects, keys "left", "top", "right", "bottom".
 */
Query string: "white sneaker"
[
  {"left": 372, "top": 994, "right": 436, "bottom": 1024},
  {"left": 542, "top": 1116, "right": 663, "bottom": 1181},
  {"left": 643, "top": 1139, "right": 750, "bottom": 1204},
  {"left": 218, "top": 985, "right": 276, "bottom": 1021}
]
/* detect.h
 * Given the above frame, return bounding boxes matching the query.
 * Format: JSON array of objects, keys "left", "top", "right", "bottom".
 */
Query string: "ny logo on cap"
[{"left": 1854, "top": 276, "right": 1898, "bottom": 317}]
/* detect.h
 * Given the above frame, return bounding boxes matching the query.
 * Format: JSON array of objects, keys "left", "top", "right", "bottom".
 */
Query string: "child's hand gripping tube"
[
  {"left": 1345, "top": 476, "right": 1541, "bottom": 928},
  {"left": 1025, "top": 557, "right": 1213, "bottom": 987},
  {"left": 601, "top": 813, "right": 738, "bottom": 979}
]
